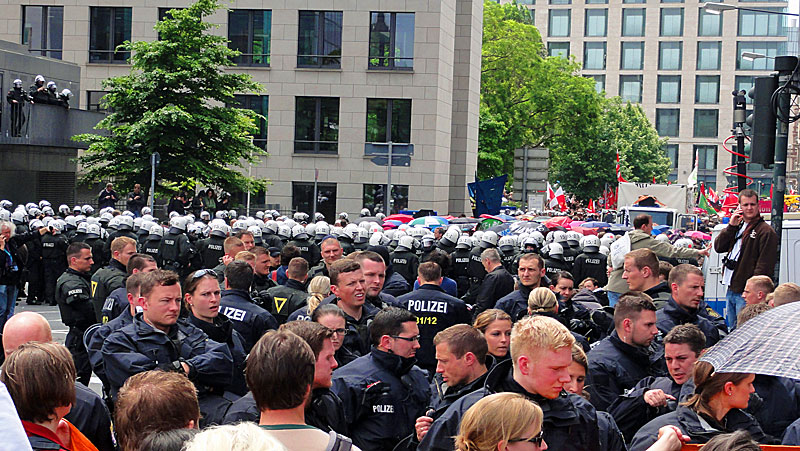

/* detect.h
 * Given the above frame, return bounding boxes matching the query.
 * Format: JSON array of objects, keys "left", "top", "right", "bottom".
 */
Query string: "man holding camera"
[{"left": 714, "top": 189, "right": 778, "bottom": 329}]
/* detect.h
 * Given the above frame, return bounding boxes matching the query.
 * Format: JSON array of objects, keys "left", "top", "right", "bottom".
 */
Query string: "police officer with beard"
[
  {"left": 56, "top": 242, "right": 96, "bottom": 385},
  {"left": 158, "top": 216, "right": 198, "bottom": 278},
  {"left": 198, "top": 220, "right": 228, "bottom": 269},
  {"left": 572, "top": 235, "right": 608, "bottom": 287}
]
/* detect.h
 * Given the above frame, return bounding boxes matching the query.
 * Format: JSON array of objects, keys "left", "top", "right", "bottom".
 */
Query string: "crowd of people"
[
  {"left": 6, "top": 75, "right": 73, "bottom": 137},
  {"left": 0, "top": 187, "right": 797, "bottom": 451}
]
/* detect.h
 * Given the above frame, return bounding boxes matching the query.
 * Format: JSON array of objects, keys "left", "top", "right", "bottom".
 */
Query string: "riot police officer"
[
  {"left": 85, "top": 224, "right": 106, "bottom": 274},
  {"left": 436, "top": 227, "right": 460, "bottom": 255},
  {"left": 103, "top": 214, "right": 136, "bottom": 262},
  {"left": 197, "top": 220, "right": 228, "bottom": 269},
  {"left": 572, "top": 235, "right": 608, "bottom": 287},
  {"left": 287, "top": 224, "right": 321, "bottom": 267},
  {"left": 261, "top": 220, "right": 284, "bottom": 249},
  {"left": 29, "top": 74, "right": 48, "bottom": 104},
  {"left": 544, "top": 242, "right": 571, "bottom": 281},
  {"left": 464, "top": 231, "right": 498, "bottom": 304},
  {"left": 157, "top": 216, "right": 198, "bottom": 278},
  {"left": 142, "top": 224, "right": 163, "bottom": 261},
  {"left": 498, "top": 235, "right": 518, "bottom": 273},
  {"left": 391, "top": 235, "right": 419, "bottom": 285},
  {"left": 450, "top": 236, "right": 472, "bottom": 298},
  {"left": 91, "top": 236, "right": 136, "bottom": 322},
  {"left": 56, "top": 242, "right": 96, "bottom": 385},
  {"left": 41, "top": 221, "right": 69, "bottom": 306},
  {"left": 7, "top": 78, "right": 30, "bottom": 137}
]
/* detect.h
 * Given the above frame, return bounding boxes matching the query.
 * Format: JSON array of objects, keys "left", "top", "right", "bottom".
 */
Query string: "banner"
[{"left": 468, "top": 175, "right": 508, "bottom": 217}]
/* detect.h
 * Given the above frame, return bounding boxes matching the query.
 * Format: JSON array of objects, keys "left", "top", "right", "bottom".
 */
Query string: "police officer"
[
  {"left": 56, "top": 242, "right": 96, "bottom": 385},
  {"left": 7, "top": 78, "right": 30, "bottom": 137},
  {"left": 100, "top": 254, "right": 158, "bottom": 324},
  {"left": 261, "top": 220, "right": 284, "bottom": 249},
  {"left": 391, "top": 235, "right": 419, "bottom": 285},
  {"left": 497, "top": 235, "right": 518, "bottom": 273},
  {"left": 24, "top": 219, "right": 46, "bottom": 305},
  {"left": 219, "top": 261, "right": 278, "bottom": 352},
  {"left": 436, "top": 227, "right": 460, "bottom": 255},
  {"left": 551, "top": 231, "right": 575, "bottom": 271},
  {"left": 41, "top": 221, "right": 69, "bottom": 306},
  {"left": 197, "top": 220, "right": 228, "bottom": 269},
  {"left": 332, "top": 308, "right": 431, "bottom": 451},
  {"left": 85, "top": 224, "right": 106, "bottom": 273},
  {"left": 71, "top": 221, "right": 88, "bottom": 244},
  {"left": 264, "top": 257, "right": 309, "bottom": 324},
  {"left": 142, "top": 224, "right": 163, "bottom": 261},
  {"left": 158, "top": 216, "right": 198, "bottom": 278},
  {"left": 572, "top": 235, "right": 608, "bottom": 287},
  {"left": 544, "top": 242, "right": 571, "bottom": 281},
  {"left": 103, "top": 214, "right": 136, "bottom": 262},
  {"left": 91, "top": 236, "right": 136, "bottom": 322},
  {"left": 287, "top": 224, "right": 321, "bottom": 267},
  {"left": 29, "top": 75, "right": 48, "bottom": 104},
  {"left": 450, "top": 237, "right": 472, "bottom": 298},
  {"left": 397, "top": 262, "right": 471, "bottom": 374},
  {"left": 338, "top": 224, "right": 357, "bottom": 256}
]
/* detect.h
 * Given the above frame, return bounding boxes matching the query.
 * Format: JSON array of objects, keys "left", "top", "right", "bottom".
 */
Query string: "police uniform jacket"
[
  {"left": 382, "top": 270, "right": 411, "bottom": 298},
  {"left": 449, "top": 248, "right": 471, "bottom": 298},
  {"left": 572, "top": 251, "right": 608, "bottom": 287},
  {"left": 288, "top": 238, "right": 321, "bottom": 267},
  {"left": 86, "top": 237, "right": 107, "bottom": 273},
  {"left": 562, "top": 246, "right": 578, "bottom": 271},
  {"left": 55, "top": 268, "right": 95, "bottom": 330},
  {"left": 587, "top": 331, "right": 667, "bottom": 412},
  {"left": 397, "top": 284, "right": 471, "bottom": 373},
  {"left": 91, "top": 258, "right": 127, "bottom": 322},
  {"left": 219, "top": 288, "right": 278, "bottom": 352},
  {"left": 390, "top": 249, "right": 419, "bottom": 285},
  {"left": 223, "top": 388, "right": 349, "bottom": 435},
  {"left": 198, "top": 236, "right": 226, "bottom": 269},
  {"left": 41, "top": 233, "right": 68, "bottom": 261},
  {"left": 366, "top": 291, "right": 400, "bottom": 310},
  {"left": 473, "top": 266, "right": 515, "bottom": 318},
  {"left": 656, "top": 297, "right": 720, "bottom": 347},
  {"left": 88, "top": 308, "right": 134, "bottom": 387},
  {"left": 158, "top": 230, "right": 196, "bottom": 276},
  {"left": 142, "top": 237, "right": 161, "bottom": 261},
  {"left": 65, "top": 382, "right": 115, "bottom": 451},
  {"left": 428, "top": 361, "right": 491, "bottom": 418},
  {"left": 101, "top": 313, "right": 233, "bottom": 398},
  {"left": 332, "top": 348, "right": 430, "bottom": 451},
  {"left": 418, "top": 358, "right": 602, "bottom": 451},
  {"left": 543, "top": 256, "right": 571, "bottom": 280},
  {"left": 644, "top": 282, "right": 673, "bottom": 309},
  {"left": 189, "top": 313, "right": 249, "bottom": 396},
  {"left": 288, "top": 296, "right": 379, "bottom": 358},
  {"left": 630, "top": 405, "right": 770, "bottom": 451},
  {"left": 607, "top": 375, "right": 682, "bottom": 441},
  {"left": 495, "top": 284, "right": 535, "bottom": 321},
  {"left": 265, "top": 278, "right": 308, "bottom": 324},
  {"left": 750, "top": 375, "right": 800, "bottom": 440},
  {"left": 100, "top": 285, "right": 128, "bottom": 324}
]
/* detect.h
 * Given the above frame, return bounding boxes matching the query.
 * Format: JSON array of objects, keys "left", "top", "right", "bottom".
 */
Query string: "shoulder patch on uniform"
[
  {"left": 274, "top": 297, "right": 287, "bottom": 313},
  {"left": 91, "top": 280, "right": 98, "bottom": 297}
]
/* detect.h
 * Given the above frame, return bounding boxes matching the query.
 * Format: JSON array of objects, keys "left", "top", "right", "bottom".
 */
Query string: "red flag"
[
  {"left": 770, "top": 184, "right": 773, "bottom": 199},
  {"left": 588, "top": 199, "right": 595, "bottom": 213},
  {"left": 652, "top": 176, "right": 656, "bottom": 184},
  {"left": 616, "top": 152, "right": 627, "bottom": 183}
]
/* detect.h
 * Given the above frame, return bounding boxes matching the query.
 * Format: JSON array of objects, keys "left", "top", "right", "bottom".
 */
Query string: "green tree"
[
  {"left": 74, "top": 0, "right": 265, "bottom": 195},
  {"left": 478, "top": 1, "right": 603, "bottom": 181},
  {"left": 550, "top": 98, "right": 671, "bottom": 200}
]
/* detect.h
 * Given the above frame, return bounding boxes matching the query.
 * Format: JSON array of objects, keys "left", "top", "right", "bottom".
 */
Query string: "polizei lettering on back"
[{"left": 406, "top": 300, "right": 448, "bottom": 314}]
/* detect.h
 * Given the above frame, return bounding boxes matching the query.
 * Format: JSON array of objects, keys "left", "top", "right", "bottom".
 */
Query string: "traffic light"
[{"left": 747, "top": 75, "right": 778, "bottom": 166}]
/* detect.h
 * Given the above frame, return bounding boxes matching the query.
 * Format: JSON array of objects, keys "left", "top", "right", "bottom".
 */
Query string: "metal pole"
[
  {"left": 733, "top": 90, "right": 748, "bottom": 192},
  {"left": 386, "top": 141, "right": 393, "bottom": 215},
  {"left": 522, "top": 147, "right": 528, "bottom": 210},
  {"left": 149, "top": 153, "right": 156, "bottom": 210},
  {"left": 770, "top": 55, "right": 797, "bottom": 282},
  {"left": 246, "top": 141, "right": 253, "bottom": 216},
  {"left": 313, "top": 168, "right": 318, "bottom": 218}
]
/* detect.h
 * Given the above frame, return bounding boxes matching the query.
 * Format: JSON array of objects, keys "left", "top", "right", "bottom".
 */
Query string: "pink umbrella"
[
  {"left": 384, "top": 214, "right": 414, "bottom": 223},
  {"left": 685, "top": 231, "right": 712, "bottom": 240},
  {"left": 570, "top": 220, "right": 586, "bottom": 228}
]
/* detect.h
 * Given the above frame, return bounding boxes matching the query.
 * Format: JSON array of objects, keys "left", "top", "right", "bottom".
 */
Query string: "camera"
[{"left": 722, "top": 256, "right": 738, "bottom": 271}]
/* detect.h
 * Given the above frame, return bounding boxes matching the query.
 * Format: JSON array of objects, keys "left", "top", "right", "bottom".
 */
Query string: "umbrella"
[
  {"left": 509, "top": 222, "right": 541, "bottom": 233},
  {"left": 382, "top": 220, "right": 402, "bottom": 230},
  {"left": 480, "top": 214, "right": 507, "bottom": 222},
  {"left": 478, "top": 218, "right": 504, "bottom": 230},
  {"left": 569, "top": 220, "right": 586, "bottom": 229},
  {"left": 409, "top": 216, "right": 449, "bottom": 229},
  {"left": 544, "top": 217, "right": 572, "bottom": 228},
  {"left": 450, "top": 217, "right": 482, "bottom": 224},
  {"left": 488, "top": 223, "right": 512, "bottom": 235},
  {"left": 581, "top": 221, "right": 611, "bottom": 229},
  {"left": 384, "top": 214, "right": 414, "bottom": 223},
  {"left": 357, "top": 216, "right": 384, "bottom": 225},
  {"left": 497, "top": 214, "right": 516, "bottom": 221},
  {"left": 685, "top": 230, "right": 711, "bottom": 240},
  {"left": 701, "top": 302, "right": 800, "bottom": 378}
]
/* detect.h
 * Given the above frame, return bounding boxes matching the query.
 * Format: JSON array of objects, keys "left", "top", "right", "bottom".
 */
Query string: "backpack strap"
[{"left": 325, "top": 430, "right": 353, "bottom": 451}]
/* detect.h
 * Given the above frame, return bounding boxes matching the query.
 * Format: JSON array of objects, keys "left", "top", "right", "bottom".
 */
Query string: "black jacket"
[
  {"left": 219, "top": 288, "right": 278, "bottom": 352},
  {"left": 474, "top": 265, "right": 515, "bottom": 318},
  {"left": 100, "top": 285, "right": 128, "bottom": 324},
  {"left": 264, "top": 278, "right": 308, "bottom": 324},
  {"left": 188, "top": 313, "right": 249, "bottom": 396},
  {"left": 630, "top": 405, "right": 770, "bottom": 451},
  {"left": 391, "top": 249, "right": 419, "bottom": 285},
  {"left": 0, "top": 231, "right": 40, "bottom": 285},
  {"left": 587, "top": 331, "right": 667, "bottom": 411},
  {"left": 607, "top": 375, "right": 683, "bottom": 441},
  {"left": 288, "top": 296, "right": 379, "bottom": 359},
  {"left": 397, "top": 284, "right": 471, "bottom": 373},
  {"left": 197, "top": 236, "right": 226, "bottom": 269},
  {"left": 428, "top": 365, "right": 490, "bottom": 419},
  {"left": 656, "top": 297, "right": 721, "bottom": 347},
  {"left": 572, "top": 251, "right": 608, "bottom": 287},
  {"left": 98, "top": 189, "right": 118, "bottom": 209},
  {"left": 750, "top": 375, "right": 800, "bottom": 440},
  {"left": 495, "top": 285, "right": 535, "bottom": 321},
  {"left": 90, "top": 258, "right": 127, "bottom": 322},
  {"left": 55, "top": 268, "right": 96, "bottom": 330},
  {"left": 88, "top": 308, "right": 134, "bottom": 387},
  {"left": 332, "top": 348, "right": 431, "bottom": 451},
  {"left": 418, "top": 358, "right": 603, "bottom": 451},
  {"left": 126, "top": 191, "right": 145, "bottom": 214},
  {"left": 644, "top": 281, "right": 673, "bottom": 310},
  {"left": 223, "top": 388, "right": 349, "bottom": 435},
  {"left": 101, "top": 314, "right": 233, "bottom": 398}
]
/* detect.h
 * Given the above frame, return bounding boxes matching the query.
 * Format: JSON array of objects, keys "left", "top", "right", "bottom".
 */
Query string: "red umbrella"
[
  {"left": 384, "top": 214, "right": 414, "bottom": 223},
  {"left": 544, "top": 216, "right": 572, "bottom": 228}
]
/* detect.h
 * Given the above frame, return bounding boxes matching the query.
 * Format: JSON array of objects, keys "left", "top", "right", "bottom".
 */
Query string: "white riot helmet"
[
  {"left": 58, "top": 204, "right": 70, "bottom": 216},
  {"left": 338, "top": 212, "right": 349, "bottom": 220},
  {"left": 582, "top": 235, "right": 601, "bottom": 252},
  {"left": 498, "top": 235, "right": 515, "bottom": 253},
  {"left": 169, "top": 216, "right": 188, "bottom": 231},
  {"left": 552, "top": 231, "right": 568, "bottom": 245},
  {"left": 42, "top": 206, "right": 54, "bottom": 216},
  {"left": 277, "top": 224, "right": 292, "bottom": 240},
  {"left": 480, "top": 231, "right": 499, "bottom": 249},
  {"left": 456, "top": 236, "right": 472, "bottom": 250},
  {"left": 360, "top": 208, "right": 370, "bottom": 217},
  {"left": 209, "top": 220, "right": 229, "bottom": 238},
  {"left": 314, "top": 212, "right": 325, "bottom": 222},
  {"left": 598, "top": 245, "right": 610, "bottom": 256},
  {"left": 87, "top": 224, "right": 102, "bottom": 238},
  {"left": 342, "top": 224, "right": 360, "bottom": 241},
  {"left": 369, "top": 232, "right": 389, "bottom": 246},
  {"left": 248, "top": 225, "right": 263, "bottom": 239},
  {"left": 441, "top": 227, "right": 461, "bottom": 247},
  {"left": 39, "top": 200, "right": 51, "bottom": 209},
  {"left": 50, "top": 220, "right": 65, "bottom": 234},
  {"left": 397, "top": 235, "right": 415, "bottom": 251},
  {"left": 29, "top": 219, "right": 44, "bottom": 230},
  {"left": 118, "top": 215, "right": 134, "bottom": 231},
  {"left": 655, "top": 234, "right": 670, "bottom": 242},
  {"left": 305, "top": 223, "right": 317, "bottom": 237},
  {"left": 548, "top": 242, "right": 564, "bottom": 257},
  {"left": 531, "top": 231, "right": 545, "bottom": 246},
  {"left": 82, "top": 205, "right": 94, "bottom": 216},
  {"left": 149, "top": 224, "right": 164, "bottom": 237},
  {"left": 142, "top": 206, "right": 152, "bottom": 216},
  {"left": 470, "top": 236, "right": 481, "bottom": 248},
  {"left": 13, "top": 79, "right": 22, "bottom": 88},
  {"left": 264, "top": 220, "right": 279, "bottom": 234},
  {"left": 10, "top": 210, "right": 26, "bottom": 224},
  {"left": 0, "top": 200, "right": 11, "bottom": 210},
  {"left": 35, "top": 75, "right": 45, "bottom": 84},
  {"left": 600, "top": 234, "right": 615, "bottom": 248},
  {"left": 107, "top": 216, "right": 121, "bottom": 230},
  {"left": 291, "top": 224, "right": 309, "bottom": 240},
  {"left": 76, "top": 222, "right": 89, "bottom": 234},
  {"left": 566, "top": 231, "right": 582, "bottom": 247},
  {"left": 674, "top": 238, "right": 693, "bottom": 248},
  {"left": 0, "top": 210, "right": 9, "bottom": 222},
  {"left": 376, "top": 213, "right": 386, "bottom": 221},
  {"left": 231, "top": 220, "right": 248, "bottom": 233},
  {"left": 355, "top": 228, "right": 370, "bottom": 244},
  {"left": 315, "top": 222, "right": 331, "bottom": 238}
]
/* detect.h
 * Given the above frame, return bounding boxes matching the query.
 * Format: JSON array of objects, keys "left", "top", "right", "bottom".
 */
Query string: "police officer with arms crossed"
[
  {"left": 55, "top": 242, "right": 96, "bottom": 385},
  {"left": 332, "top": 307, "right": 430, "bottom": 451},
  {"left": 397, "top": 261, "right": 471, "bottom": 375}
]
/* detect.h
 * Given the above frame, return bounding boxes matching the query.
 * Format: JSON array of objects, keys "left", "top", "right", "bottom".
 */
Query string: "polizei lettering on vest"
[{"left": 407, "top": 300, "right": 448, "bottom": 314}]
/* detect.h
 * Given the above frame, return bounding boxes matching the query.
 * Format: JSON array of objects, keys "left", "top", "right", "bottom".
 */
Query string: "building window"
[
  {"left": 656, "top": 109, "right": 680, "bottom": 137},
  {"left": 294, "top": 97, "right": 340, "bottom": 154},
  {"left": 664, "top": 144, "right": 679, "bottom": 169},
  {"left": 587, "top": 75, "right": 605, "bottom": 93},
  {"left": 548, "top": 10, "right": 571, "bottom": 37},
  {"left": 738, "top": 8, "right": 787, "bottom": 37},
  {"left": 620, "top": 42, "right": 644, "bottom": 70},
  {"left": 366, "top": 99, "right": 411, "bottom": 145},
  {"left": 735, "top": 76, "right": 755, "bottom": 103},
  {"left": 696, "top": 41, "right": 721, "bottom": 70},
  {"left": 695, "top": 145, "right": 717, "bottom": 170},
  {"left": 298, "top": 11, "right": 343, "bottom": 68},
  {"left": 363, "top": 184, "right": 409, "bottom": 215},
  {"left": 660, "top": 8, "right": 684, "bottom": 37},
  {"left": 698, "top": 8, "right": 722, "bottom": 37},
  {"left": 662, "top": 0, "right": 683, "bottom": 3},
  {"left": 737, "top": 42, "right": 788, "bottom": 70},
  {"left": 548, "top": 42, "right": 570, "bottom": 57},
  {"left": 369, "top": 12, "right": 415, "bottom": 70},
  {"left": 657, "top": 75, "right": 681, "bottom": 103},
  {"left": 22, "top": 6, "right": 63, "bottom": 59},
  {"left": 584, "top": 9, "right": 608, "bottom": 37},
  {"left": 586, "top": 0, "right": 607, "bottom": 4},
  {"left": 620, "top": 75, "right": 643, "bottom": 103},
  {"left": 622, "top": 9, "right": 646, "bottom": 37},
  {"left": 228, "top": 10, "right": 271, "bottom": 67},
  {"left": 518, "top": 0, "right": 535, "bottom": 4},
  {"left": 87, "top": 91, "right": 111, "bottom": 113},
  {"left": 623, "top": 0, "right": 646, "bottom": 3},
  {"left": 694, "top": 109, "right": 718, "bottom": 138},
  {"left": 695, "top": 75, "right": 720, "bottom": 104},
  {"left": 231, "top": 95, "right": 269, "bottom": 149},
  {"left": 89, "top": 7, "right": 132, "bottom": 63},
  {"left": 293, "top": 182, "right": 337, "bottom": 221},
  {"left": 550, "top": 0, "right": 571, "bottom": 4},
  {"left": 659, "top": 42, "right": 682, "bottom": 70},
  {"left": 583, "top": 42, "right": 606, "bottom": 70}
]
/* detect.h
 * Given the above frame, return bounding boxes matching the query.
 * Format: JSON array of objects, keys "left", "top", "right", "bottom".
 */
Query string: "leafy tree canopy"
[{"left": 74, "top": 0, "right": 265, "bottom": 196}]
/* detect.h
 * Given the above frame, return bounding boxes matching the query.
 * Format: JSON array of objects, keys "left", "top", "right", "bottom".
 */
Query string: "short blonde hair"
[
  {"left": 528, "top": 287, "right": 558, "bottom": 313},
  {"left": 111, "top": 236, "right": 137, "bottom": 254},
  {"left": 234, "top": 251, "right": 255, "bottom": 263},
  {"left": 510, "top": 315, "right": 574, "bottom": 365},
  {"left": 455, "top": 393, "right": 543, "bottom": 451},
  {"left": 183, "top": 423, "right": 287, "bottom": 451},
  {"left": 773, "top": 283, "right": 800, "bottom": 307}
]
